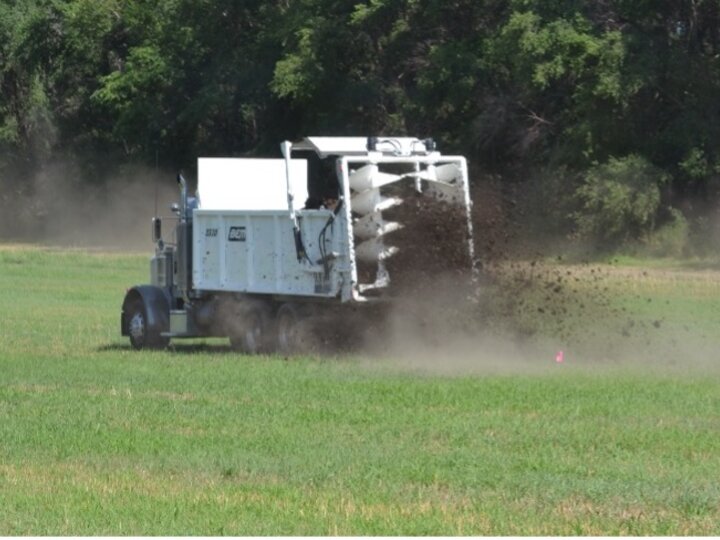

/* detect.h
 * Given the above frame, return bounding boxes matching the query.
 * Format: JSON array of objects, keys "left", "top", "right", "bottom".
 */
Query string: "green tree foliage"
[
  {"left": 2, "top": 0, "right": 720, "bottom": 245},
  {"left": 91, "top": 0, "right": 288, "bottom": 164},
  {"left": 574, "top": 155, "right": 667, "bottom": 247}
]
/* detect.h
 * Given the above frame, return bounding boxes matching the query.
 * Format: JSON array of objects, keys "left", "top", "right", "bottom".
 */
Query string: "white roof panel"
[
  {"left": 198, "top": 158, "right": 307, "bottom": 211},
  {"left": 293, "top": 136, "right": 427, "bottom": 157}
]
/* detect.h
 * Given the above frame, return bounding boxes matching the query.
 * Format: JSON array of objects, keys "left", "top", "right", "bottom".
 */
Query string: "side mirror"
[{"left": 152, "top": 217, "right": 162, "bottom": 243}]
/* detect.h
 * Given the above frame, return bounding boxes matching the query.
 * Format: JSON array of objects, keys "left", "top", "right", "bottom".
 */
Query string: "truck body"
[{"left": 121, "top": 136, "right": 475, "bottom": 353}]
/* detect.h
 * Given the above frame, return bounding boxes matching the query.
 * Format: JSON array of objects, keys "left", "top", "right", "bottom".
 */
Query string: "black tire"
[
  {"left": 275, "top": 303, "right": 301, "bottom": 355},
  {"left": 275, "top": 303, "right": 318, "bottom": 355},
  {"left": 126, "top": 299, "right": 169, "bottom": 350},
  {"left": 229, "top": 306, "right": 268, "bottom": 354}
]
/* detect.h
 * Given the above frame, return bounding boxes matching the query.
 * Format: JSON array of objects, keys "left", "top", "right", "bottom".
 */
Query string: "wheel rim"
[{"left": 129, "top": 311, "right": 146, "bottom": 344}]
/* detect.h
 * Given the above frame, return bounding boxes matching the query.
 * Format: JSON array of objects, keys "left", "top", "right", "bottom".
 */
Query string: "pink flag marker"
[{"left": 555, "top": 350, "right": 564, "bottom": 363}]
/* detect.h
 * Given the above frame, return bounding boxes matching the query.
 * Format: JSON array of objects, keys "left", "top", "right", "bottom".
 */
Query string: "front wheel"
[{"left": 127, "top": 300, "right": 169, "bottom": 350}]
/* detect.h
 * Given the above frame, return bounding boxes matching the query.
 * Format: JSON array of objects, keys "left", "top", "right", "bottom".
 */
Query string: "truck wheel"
[
  {"left": 275, "top": 303, "right": 305, "bottom": 355},
  {"left": 229, "top": 307, "right": 268, "bottom": 354},
  {"left": 127, "top": 300, "right": 169, "bottom": 350}
]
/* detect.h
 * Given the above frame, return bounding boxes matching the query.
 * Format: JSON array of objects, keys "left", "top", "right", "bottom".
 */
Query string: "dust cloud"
[
  {"left": 343, "top": 182, "right": 720, "bottom": 377},
  {"left": 0, "top": 161, "right": 182, "bottom": 251},
  {"left": 354, "top": 264, "right": 720, "bottom": 377}
]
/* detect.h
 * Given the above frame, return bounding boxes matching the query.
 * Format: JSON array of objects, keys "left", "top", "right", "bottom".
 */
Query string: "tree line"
[{"left": 2, "top": 0, "right": 720, "bottom": 251}]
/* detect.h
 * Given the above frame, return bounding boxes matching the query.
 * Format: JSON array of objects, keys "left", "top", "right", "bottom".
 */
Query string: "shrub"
[
  {"left": 642, "top": 208, "right": 689, "bottom": 257},
  {"left": 573, "top": 155, "right": 668, "bottom": 247}
]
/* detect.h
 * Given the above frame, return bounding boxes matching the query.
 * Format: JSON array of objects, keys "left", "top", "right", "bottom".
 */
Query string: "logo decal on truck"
[{"left": 228, "top": 226, "right": 247, "bottom": 242}]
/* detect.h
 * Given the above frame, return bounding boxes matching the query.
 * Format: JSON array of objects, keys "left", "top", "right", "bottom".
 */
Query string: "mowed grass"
[{"left": 1, "top": 245, "right": 720, "bottom": 535}]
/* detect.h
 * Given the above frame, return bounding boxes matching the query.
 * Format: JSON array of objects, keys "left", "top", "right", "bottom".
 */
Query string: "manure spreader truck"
[{"left": 121, "top": 136, "right": 475, "bottom": 353}]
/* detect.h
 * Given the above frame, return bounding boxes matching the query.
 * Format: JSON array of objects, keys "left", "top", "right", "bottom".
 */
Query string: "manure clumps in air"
[{"left": 340, "top": 180, "right": 702, "bottom": 371}]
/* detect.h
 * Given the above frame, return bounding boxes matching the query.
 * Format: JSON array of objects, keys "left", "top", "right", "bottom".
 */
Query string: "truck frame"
[{"left": 121, "top": 136, "right": 475, "bottom": 353}]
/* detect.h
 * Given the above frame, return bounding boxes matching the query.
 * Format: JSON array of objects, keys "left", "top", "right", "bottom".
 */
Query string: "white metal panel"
[
  {"left": 292, "top": 137, "right": 368, "bottom": 156},
  {"left": 197, "top": 158, "right": 308, "bottom": 211},
  {"left": 292, "top": 137, "right": 429, "bottom": 157},
  {"left": 192, "top": 209, "right": 348, "bottom": 298}
]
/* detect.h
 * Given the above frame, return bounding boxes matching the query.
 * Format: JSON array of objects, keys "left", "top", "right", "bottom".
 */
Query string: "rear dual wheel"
[
  {"left": 229, "top": 305, "right": 270, "bottom": 354},
  {"left": 275, "top": 303, "right": 302, "bottom": 355},
  {"left": 227, "top": 301, "right": 316, "bottom": 356},
  {"left": 275, "top": 303, "right": 320, "bottom": 356}
]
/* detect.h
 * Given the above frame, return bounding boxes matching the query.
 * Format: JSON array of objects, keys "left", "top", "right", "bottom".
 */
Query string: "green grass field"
[{"left": 1, "top": 245, "right": 720, "bottom": 535}]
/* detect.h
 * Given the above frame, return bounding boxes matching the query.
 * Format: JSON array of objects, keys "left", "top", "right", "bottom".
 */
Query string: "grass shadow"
[
  {"left": 97, "top": 341, "right": 235, "bottom": 355},
  {"left": 167, "top": 343, "right": 235, "bottom": 355},
  {"left": 98, "top": 340, "right": 361, "bottom": 360}
]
